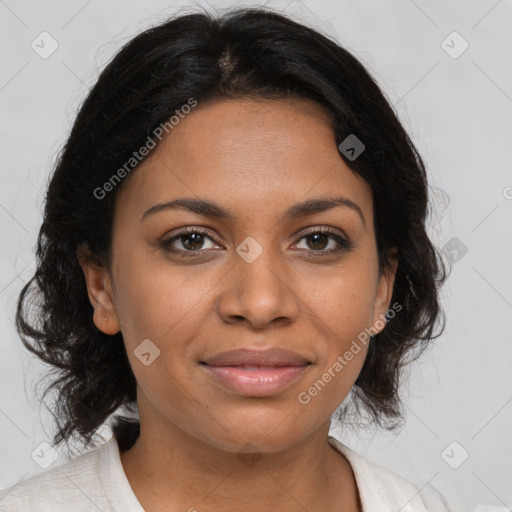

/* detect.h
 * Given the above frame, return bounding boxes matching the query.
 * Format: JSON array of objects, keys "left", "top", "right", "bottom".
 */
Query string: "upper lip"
[{"left": 201, "top": 348, "right": 311, "bottom": 367}]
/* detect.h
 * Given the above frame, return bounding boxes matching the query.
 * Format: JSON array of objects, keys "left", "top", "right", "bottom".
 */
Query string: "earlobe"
[
  {"left": 76, "top": 244, "right": 120, "bottom": 335},
  {"left": 92, "top": 307, "right": 120, "bottom": 335}
]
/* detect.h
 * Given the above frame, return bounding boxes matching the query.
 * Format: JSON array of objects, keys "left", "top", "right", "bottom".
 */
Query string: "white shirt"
[{"left": 0, "top": 434, "right": 450, "bottom": 511}]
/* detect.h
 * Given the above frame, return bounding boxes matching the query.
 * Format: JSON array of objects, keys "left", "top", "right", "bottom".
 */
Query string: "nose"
[{"left": 216, "top": 244, "right": 300, "bottom": 330}]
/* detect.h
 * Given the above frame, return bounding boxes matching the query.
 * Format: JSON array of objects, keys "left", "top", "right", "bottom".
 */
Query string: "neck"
[{"left": 119, "top": 417, "right": 360, "bottom": 512}]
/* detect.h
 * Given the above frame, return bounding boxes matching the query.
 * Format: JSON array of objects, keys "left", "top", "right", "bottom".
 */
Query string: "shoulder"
[
  {"left": 327, "top": 436, "right": 450, "bottom": 512},
  {"left": 0, "top": 442, "right": 104, "bottom": 512}
]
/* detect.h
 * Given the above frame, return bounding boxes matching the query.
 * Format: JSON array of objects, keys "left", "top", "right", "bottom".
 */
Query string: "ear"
[
  {"left": 371, "top": 248, "right": 399, "bottom": 335},
  {"left": 76, "top": 244, "right": 120, "bottom": 335}
]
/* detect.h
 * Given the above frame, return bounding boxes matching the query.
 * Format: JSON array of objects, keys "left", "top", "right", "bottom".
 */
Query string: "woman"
[{"left": 0, "top": 5, "right": 450, "bottom": 511}]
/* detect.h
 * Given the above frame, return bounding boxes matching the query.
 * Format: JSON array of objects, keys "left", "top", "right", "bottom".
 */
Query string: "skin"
[{"left": 77, "top": 97, "right": 397, "bottom": 512}]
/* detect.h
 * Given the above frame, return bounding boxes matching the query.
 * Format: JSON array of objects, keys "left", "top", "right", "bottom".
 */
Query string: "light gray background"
[{"left": 1, "top": 1, "right": 511, "bottom": 511}]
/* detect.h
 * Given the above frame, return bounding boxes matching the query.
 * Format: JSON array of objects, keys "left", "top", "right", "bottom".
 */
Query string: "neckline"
[
  {"left": 98, "top": 434, "right": 146, "bottom": 511},
  {"left": 327, "top": 435, "right": 368, "bottom": 511},
  {"left": 98, "top": 433, "right": 372, "bottom": 512},
  {"left": 327, "top": 436, "right": 430, "bottom": 512}
]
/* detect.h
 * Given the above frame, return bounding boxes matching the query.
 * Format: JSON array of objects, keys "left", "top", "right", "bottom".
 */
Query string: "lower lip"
[{"left": 201, "top": 364, "right": 310, "bottom": 396}]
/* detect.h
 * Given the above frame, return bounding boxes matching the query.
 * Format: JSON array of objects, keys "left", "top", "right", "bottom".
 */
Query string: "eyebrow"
[{"left": 141, "top": 196, "right": 366, "bottom": 226}]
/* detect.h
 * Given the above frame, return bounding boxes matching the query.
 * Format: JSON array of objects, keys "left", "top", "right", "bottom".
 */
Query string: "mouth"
[
  {"left": 200, "top": 363, "right": 311, "bottom": 396},
  {"left": 199, "top": 348, "right": 312, "bottom": 396}
]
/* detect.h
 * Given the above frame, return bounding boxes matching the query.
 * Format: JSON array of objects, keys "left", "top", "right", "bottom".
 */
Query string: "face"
[{"left": 78, "top": 97, "right": 397, "bottom": 454}]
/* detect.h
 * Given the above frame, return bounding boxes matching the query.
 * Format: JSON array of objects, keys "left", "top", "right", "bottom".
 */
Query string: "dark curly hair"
[{"left": 15, "top": 5, "right": 448, "bottom": 454}]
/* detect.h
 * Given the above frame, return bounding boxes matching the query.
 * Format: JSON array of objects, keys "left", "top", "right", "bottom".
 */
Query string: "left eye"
[{"left": 295, "top": 230, "right": 349, "bottom": 253}]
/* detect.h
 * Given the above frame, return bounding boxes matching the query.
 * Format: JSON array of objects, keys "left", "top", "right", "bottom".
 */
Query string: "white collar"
[
  {"left": 328, "top": 435, "right": 428, "bottom": 512},
  {"left": 97, "top": 433, "right": 428, "bottom": 512}
]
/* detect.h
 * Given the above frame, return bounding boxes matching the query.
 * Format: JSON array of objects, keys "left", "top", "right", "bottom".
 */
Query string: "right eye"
[{"left": 160, "top": 227, "right": 222, "bottom": 256}]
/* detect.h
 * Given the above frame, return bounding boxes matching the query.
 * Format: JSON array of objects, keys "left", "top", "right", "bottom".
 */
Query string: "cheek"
[
  {"left": 113, "top": 259, "right": 211, "bottom": 402},
  {"left": 113, "top": 243, "right": 214, "bottom": 340},
  {"left": 300, "top": 257, "right": 377, "bottom": 396},
  {"left": 306, "top": 260, "right": 378, "bottom": 341}
]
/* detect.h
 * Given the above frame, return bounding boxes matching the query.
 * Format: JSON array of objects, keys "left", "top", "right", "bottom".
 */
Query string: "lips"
[
  {"left": 200, "top": 348, "right": 311, "bottom": 396},
  {"left": 201, "top": 348, "right": 310, "bottom": 367}
]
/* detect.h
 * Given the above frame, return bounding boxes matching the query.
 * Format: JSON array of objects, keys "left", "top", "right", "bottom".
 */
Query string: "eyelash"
[{"left": 160, "top": 226, "right": 354, "bottom": 258}]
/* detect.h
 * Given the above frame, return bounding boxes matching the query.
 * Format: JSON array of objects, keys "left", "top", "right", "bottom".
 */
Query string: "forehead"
[
  {"left": 115, "top": 98, "right": 373, "bottom": 225},
  {"left": 150, "top": 97, "right": 336, "bottom": 170}
]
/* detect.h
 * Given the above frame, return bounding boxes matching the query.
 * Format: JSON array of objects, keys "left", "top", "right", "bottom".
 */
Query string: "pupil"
[
  {"left": 309, "top": 233, "right": 327, "bottom": 250},
  {"left": 184, "top": 233, "right": 203, "bottom": 250}
]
